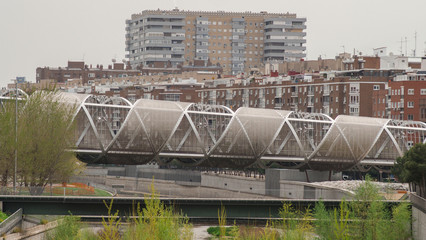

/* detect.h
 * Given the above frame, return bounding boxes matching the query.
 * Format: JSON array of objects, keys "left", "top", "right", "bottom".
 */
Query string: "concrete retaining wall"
[
  {"left": 0, "top": 208, "right": 22, "bottom": 236},
  {"left": 278, "top": 181, "right": 353, "bottom": 199},
  {"left": 76, "top": 166, "right": 351, "bottom": 200},
  {"left": 201, "top": 173, "right": 265, "bottom": 195},
  {"left": 265, "top": 169, "right": 347, "bottom": 199},
  {"left": 410, "top": 194, "right": 426, "bottom": 240}
]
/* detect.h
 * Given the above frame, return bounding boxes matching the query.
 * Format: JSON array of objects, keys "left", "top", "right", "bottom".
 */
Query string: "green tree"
[
  {"left": 392, "top": 143, "right": 426, "bottom": 198},
  {"left": 0, "top": 100, "right": 17, "bottom": 191},
  {"left": 16, "top": 91, "right": 79, "bottom": 195}
]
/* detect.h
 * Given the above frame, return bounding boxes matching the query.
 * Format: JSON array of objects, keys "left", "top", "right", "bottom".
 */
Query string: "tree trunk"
[{"left": 29, "top": 185, "right": 45, "bottom": 195}]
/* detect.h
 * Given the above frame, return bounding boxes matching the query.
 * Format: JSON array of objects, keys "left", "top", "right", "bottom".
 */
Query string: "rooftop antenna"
[
  {"left": 414, "top": 31, "right": 417, "bottom": 57},
  {"left": 424, "top": 41, "right": 426, "bottom": 56},
  {"left": 397, "top": 38, "right": 407, "bottom": 56},
  {"left": 405, "top": 37, "right": 408, "bottom": 56}
]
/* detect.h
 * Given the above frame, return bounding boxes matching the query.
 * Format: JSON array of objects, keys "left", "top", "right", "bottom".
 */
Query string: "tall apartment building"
[{"left": 125, "top": 9, "right": 306, "bottom": 75}]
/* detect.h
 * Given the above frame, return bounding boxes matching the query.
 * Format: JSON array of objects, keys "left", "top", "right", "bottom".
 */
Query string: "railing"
[{"left": 0, "top": 183, "right": 115, "bottom": 197}]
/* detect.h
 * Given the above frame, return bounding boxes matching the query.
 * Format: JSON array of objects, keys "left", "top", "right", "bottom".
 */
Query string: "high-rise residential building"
[{"left": 125, "top": 9, "right": 306, "bottom": 75}]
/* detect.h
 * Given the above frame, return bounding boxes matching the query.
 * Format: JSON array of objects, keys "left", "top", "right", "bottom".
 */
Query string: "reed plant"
[{"left": 122, "top": 183, "right": 192, "bottom": 240}]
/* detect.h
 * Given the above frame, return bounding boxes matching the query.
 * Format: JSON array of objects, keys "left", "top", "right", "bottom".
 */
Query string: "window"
[
  {"left": 408, "top": 89, "right": 414, "bottom": 95},
  {"left": 407, "top": 101, "right": 414, "bottom": 108},
  {"left": 408, "top": 114, "right": 414, "bottom": 120},
  {"left": 373, "top": 85, "right": 380, "bottom": 90},
  {"left": 421, "top": 89, "right": 426, "bottom": 95}
]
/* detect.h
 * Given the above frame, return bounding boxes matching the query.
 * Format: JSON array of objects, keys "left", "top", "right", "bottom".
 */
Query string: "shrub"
[
  {"left": 122, "top": 182, "right": 192, "bottom": 240},
  {"left": 46, "top": 215, "right": 81, "bottom": 240},
  {"left": 0, "top": 212, "right": 8, "bottom": 222}
]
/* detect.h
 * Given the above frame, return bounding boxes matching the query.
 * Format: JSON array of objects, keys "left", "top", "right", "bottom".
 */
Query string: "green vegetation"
[
  {"left": 392, "top": 142, "right": 426, "bottom": 198},
  {"left": 46, "top": 178, "right": 411, "bottom": 240},
  {"left": 0, "top": 91, "right": 82, "bottom": 195},
  {"left": 207, "top": 176, "right": 412, "bottom": 240},
  {"left": 47, "top": 183, "right": 193, "bottom": 240},
  {"left": 46, "top": 215, "right": 97, "bottom": 240},
  {"left": 122, "top": 183, "right": 193, "bottom": 240},
  {"left": 0, "top": 211, "right": 8, "bottom": 222}
]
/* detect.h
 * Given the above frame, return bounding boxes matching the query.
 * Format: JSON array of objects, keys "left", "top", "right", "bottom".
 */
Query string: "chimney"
[
  {"left": 100, "top": 65, "right": 103, "bottom": 70},
  {"left": 108, "top": 65, "right": 112, "bottom": 70},
  {"left": 422, "top": 57, "right": 426, "bottom": 71}
]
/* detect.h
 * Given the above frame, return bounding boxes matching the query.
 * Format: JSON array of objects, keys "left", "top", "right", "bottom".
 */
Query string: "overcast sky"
[{"left": 1, "top": 0, "right": 425, "bottom": 87}]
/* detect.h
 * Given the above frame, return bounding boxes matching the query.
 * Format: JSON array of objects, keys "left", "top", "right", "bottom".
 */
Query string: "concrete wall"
[
  {"left": 73, "top": 174, "right": 269, "bottom": 199},
  {"left": 265, "top": 169, "right": 350, "bottom": 199},
  {"left": 266, "top": 169, "right": 342, "bottom": 183},
  {"left": 278, "top": 181, "right": 353, "bottom": 200},
  {"left": 84, "top": 166, "right": 201, "bottom": 184},
  {"left": 201, "top": 173, "right": 265, "bottom": 195},
  {"left": 410, "top": 194, "right": 426, "bottom": 240},
  {"left": 76, "top": 166, "right": 350, "bottom": 200},
  {"left": 138, "top": 168, "right": 201, "bottom": 183}
]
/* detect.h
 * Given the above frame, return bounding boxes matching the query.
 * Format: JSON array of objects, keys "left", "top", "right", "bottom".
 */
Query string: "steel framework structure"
[
  {"left": 2, "top": 91, "right": 425, "bottom": 171},
  {"left": 54, "top": 92, "right": 426, "bottom": 171}
]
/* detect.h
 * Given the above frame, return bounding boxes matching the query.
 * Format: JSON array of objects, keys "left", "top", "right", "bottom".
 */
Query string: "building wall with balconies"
[{"left": 126, "top": 9, "right": 306, "bottom": 76}]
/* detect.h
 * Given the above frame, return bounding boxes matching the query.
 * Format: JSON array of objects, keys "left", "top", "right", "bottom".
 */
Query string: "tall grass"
[
  {"left": 99, "top": 199, "right": 121, "bottom": 240},
  {"left": 122, "top": 183, "right": 193, "bottom": 240},
  {"left": 46, "top": 214, "right": 97, "bottom": 240},
  {"left": 218, "top": 204, "right": 227, "bottom": 238}
]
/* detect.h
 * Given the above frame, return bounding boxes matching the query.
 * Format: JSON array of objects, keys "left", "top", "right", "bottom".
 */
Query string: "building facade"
[
  {"left": 36, "top": 61, "right": 140, "bottom": 84},
  {"left": 125, "top": 9, "right": 307, "bottom": 75},
  {"left": 389, "top": 73, "right": 426, "bottom": 122},
  {"left": 196, "top": 70, "right": 401, "bottom": 119}
]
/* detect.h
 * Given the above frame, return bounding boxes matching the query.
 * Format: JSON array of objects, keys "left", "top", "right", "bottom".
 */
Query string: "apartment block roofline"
[{"left": 130, "top": 9, "right": 298, "bottom": 19}]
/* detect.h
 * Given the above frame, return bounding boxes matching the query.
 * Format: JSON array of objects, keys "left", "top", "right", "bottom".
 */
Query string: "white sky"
[{"left": 1, "top": 0, "right": 425, "bottom": 87}]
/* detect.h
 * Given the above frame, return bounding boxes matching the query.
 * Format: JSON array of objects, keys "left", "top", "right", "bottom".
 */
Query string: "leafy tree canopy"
[{"left": 392, "top": 143, "right": 426, "bottom": 198}]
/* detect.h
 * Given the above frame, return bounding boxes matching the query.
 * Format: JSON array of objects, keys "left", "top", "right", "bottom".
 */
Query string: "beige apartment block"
[{"left": 126, "top": 9, "right": 306, "bottom": 75}]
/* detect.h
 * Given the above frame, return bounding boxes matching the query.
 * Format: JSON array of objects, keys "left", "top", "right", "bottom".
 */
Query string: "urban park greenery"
[
  {"left": 0, "top": 91, "right": 81, "bottom": 195},
  {"left": 47, "top": 179, "right": 411, "bottom": 240}
]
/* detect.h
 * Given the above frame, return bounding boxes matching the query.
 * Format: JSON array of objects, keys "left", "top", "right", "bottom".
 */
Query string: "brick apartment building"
[
  {"left": 265, "top": 54, "right": 383, "bottom": 75},
  {"left": 388, "top": 69, "right": 426, "bottom": 122},
  {"left": 126, "top": 9, "right": 306, "bottom": 75},
  {"left": 196, "top": 69, "right": 402, "bottom": 119},
  {"left": 36, "top": 60, "right": 223, "bottom": 84},
  {"left": 95, "top": 81, "right": 202, "bottom": 104},
  {"left": 36, "top": 61, "right": 140, "bottom": 84},
  {"left": 88, "top": 69, "right": 413, "bottom": 120}
]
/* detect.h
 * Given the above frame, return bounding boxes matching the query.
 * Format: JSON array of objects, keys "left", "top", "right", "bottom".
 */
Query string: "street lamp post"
[
  {"left": 14, "top": 80, "right": 17, "bottom": 194},
  {"left": 13, "top": 77, "right": 24, "bottom": 194}
]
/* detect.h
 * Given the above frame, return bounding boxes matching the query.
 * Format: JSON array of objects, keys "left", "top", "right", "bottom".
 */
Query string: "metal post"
[{"left": 14, "top": 81, "right": 17, "bottom": 194}]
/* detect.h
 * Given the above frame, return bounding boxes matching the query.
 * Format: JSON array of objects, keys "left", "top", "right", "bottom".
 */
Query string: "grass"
[
  {"left": 0, "top": 212, "right": 8, "bottom": 222},
  {"left": 94, "top": 188, "right": 114, "bottom": 197}
]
